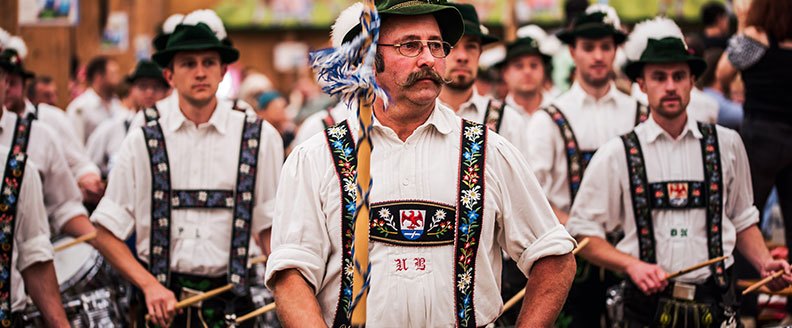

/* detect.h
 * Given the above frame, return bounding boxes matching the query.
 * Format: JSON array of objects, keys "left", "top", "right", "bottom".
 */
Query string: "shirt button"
[{"left": 402, "top": 178, "right": 409, "bottom": 186}]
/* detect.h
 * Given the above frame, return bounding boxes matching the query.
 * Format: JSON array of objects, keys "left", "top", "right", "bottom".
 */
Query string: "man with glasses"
[{"left": 266, "top": 1, "right": 576, "bottom": 327}]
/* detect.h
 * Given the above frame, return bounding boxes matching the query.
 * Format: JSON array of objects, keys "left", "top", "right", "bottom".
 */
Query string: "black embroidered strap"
[
  {"left": 544, "top": 105, "right": 592, "bottom": 205},
  {"left": 142, "top": 120, "right": 173, "bottom": 285},
  {"left": 369, "top": 200, "right": 456, "bottom": 246},
  {"left": 324, "top": 121, "right": 357, "bottom": 328},
  {"left": 482, "top": 99, "right": 506, "bottom": 133},
  {"left": 143, "top": 106, "right": 160, "bottom": 123},
  {"left": 699, "top": 122, "right": 726, "bottom": 288},
  {"left": 170, "top": 190, "right": 235, "bottom": 209},
  {"left": 454, "top": 119, "right": 487, "bottom": 328},
  {"left": 10, "top": 117, "right": 33, "bottom": 155},
  {"left": 26, "top": 104, "right": 39, "bottom": 121},
  {"left": 621, "top": 131, "right": 656, "bottom": 264},
  {"left": 648, "top": 181, "right": 707, "bottom": 209},
  {"left": 634, "top": 101, "right": 650, "bottom": 126},
  {"left": 228, "top": 116, "right": 263, "bottom": 293},
  {"left": 0, "top": 150, "right": 28, "bottom": 327}
]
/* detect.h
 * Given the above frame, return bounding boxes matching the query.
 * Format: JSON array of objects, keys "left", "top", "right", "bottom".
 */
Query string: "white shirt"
[
  {"left": 526, "top": 82, "right": 641, "bottom": 213},
  {"left": 566, "top": 116, "right": 758, "bottom": 283},
  {"left": 0, "top": 145, "right": 56, "bottom": 312},
  {"left": 265, "top": 102, "right": 575, "bottom": 327},
  {"left": 631, "top": 83, "right": 719, "bottom": 124},
  {"left": 85, "top": 109, "right": 137, "bottom": 177},
  {"left": 66, "top": 88, "right": 123, "bottom": 143},
  {"left": 0, "top": 109, "right": 88, "bottom": 233},
  {"left": 92, "top": 99, "right": 284, "bottom": 277},
  {"left": 293, "top": 102, "right": 350, "bottom": 147},
  {"left": 439, "top": 88, "right": 531, "bottom": 157},
  {"left": 504, "top": 91, "right": 556, "bottom": 124},
  {"left": 24, "top": 99, "right": 101, "bottom": 179}
]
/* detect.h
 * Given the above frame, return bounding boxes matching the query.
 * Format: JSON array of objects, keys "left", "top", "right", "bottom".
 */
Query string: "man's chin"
[{"left": 446, "top": 79, "right": 475, "bottom": 91}]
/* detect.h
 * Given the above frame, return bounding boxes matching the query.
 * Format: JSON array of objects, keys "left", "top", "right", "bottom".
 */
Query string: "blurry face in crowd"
[
  {"left": 376, "top": 14, "right": 447, "bottom": 108},
  {"left": 502, "top": 54, "right": 546, "bottom": 96},
  {"left": 637, "top": 62, "right": 694, "bottom": 120},
  {"left": 32, "top": 81, "right": 58, "bottom": 106},
  {"left": 257, "top": 97, "right": 290, "bottom": 133},
  {"left": 132, "top": 77, "right": 169, "bottom": 108},
  {"left": 570, "top": 36, "right": 616, "bottom": 88},
  {"left": 103, "top": 60, "right": 122, "bottom": 91},
  {"left": 444, "top": 35, "right": 481, "bottom": 91},
  {"left": 4, "top": 73, "right": 25, "bottom": 111},
  {"left": 164, "top": 50, "right": 226, "bottom": 107}
]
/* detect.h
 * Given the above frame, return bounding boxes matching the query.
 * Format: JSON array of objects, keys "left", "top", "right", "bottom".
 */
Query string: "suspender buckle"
[{"left": 672, "top": 282, "right": 696, "bottom": 301}]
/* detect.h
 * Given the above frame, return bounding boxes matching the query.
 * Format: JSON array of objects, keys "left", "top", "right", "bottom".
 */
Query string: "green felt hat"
[
  {"left": 151, "top": 23, "right": 239, "bottom": 68},
  {"left": 557, "top": 11, "right": 626, "bottom": 45},
  {"left": 447, "top": 3, "right": 498, "bottom": 45},
  {"left": 495, "top": 36, "right": 551, "bottom": 68},
  {"left": 624, "top": 37, "right": 707, "bottom": 82},
  {"left": 342, "top": 0, "right": 464, "bottom": 46},
  {"left": 0, "top": 48, "right": 34, "bottom": 79},
  {"left": 126, "top": 60, "right": 168, "bottom": 86}
]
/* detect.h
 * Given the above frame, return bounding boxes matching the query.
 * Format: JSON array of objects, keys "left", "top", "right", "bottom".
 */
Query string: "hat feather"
[
  {"left": 0, "top": 28, "right": 11, "bottom": 50},
  {"left": 586, "top": 4, "right": 621, "bottom": 30},
  {"left": 516, "top": 24, "right": 561, "bottom": 55},
  {"left": 162, "top": 14, "right": 185, "bottom": 34},
  {"left": 624, "top": 17, "right": 684, "bottom": 61},
  {"left": 183, "top": 9, "right": 227, "bottom": 40},
  {"left": 6, "top": 36, "right": 27, "bottom": 59},
  {"left": 331, "top": 2, "right": 364, "bottom": 48}
]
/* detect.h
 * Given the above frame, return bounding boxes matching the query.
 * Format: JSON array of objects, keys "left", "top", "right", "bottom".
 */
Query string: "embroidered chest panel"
[{"left": 370, "top": 201, "right": 456, "bottom": 246}]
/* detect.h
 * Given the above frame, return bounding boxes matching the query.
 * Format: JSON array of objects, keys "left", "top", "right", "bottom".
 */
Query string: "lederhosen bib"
[
  {"left": 482, "top": 99, "right": 506, "bottom": 133},
  {"left": 142, "top": 111, "right": 263, "bottom": 294},
  {"left": 0, "top": 117, "right": 34, "bottom": 327},
  {"left": 545, "top": 101, "right": 650, "bottom": 205},
  {"left": 621, "top": 122, "right": 726, "bottom": 287},
  {"left": 324, "top": 119, "right": 487, "bottom": 328}
]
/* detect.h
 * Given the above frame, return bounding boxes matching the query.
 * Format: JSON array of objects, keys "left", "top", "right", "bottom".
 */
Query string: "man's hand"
[
  {"left": 78, "top": 173, "right": 105, "bottom": 204},
  {"left": 760, "top": 259, "right": 792, "bottom": 291},
  {"left": 142, "top": 281, "right": 180, "bottom": 327},
  {"left": 625, "top": 261, "right": 668, "bottom": 295}
]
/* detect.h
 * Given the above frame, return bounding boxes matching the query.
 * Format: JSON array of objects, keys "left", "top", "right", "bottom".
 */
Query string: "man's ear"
[
  {"left": 221, "top": 64, "right": 228, "bottom": 78},
  {"left": 636, "top": 76, "right": 647, "bottom": 93},
  {"left": 163, "top": 68, "right": 174, "bottom": 87}
]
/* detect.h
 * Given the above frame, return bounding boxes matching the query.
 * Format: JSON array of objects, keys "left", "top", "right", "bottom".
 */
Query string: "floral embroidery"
[
  {"left": 482, "top": 99, "right": 505, "bottom": 133},
  {"left": 621, "top": 132, "right": 656, "bottom": 263},
  {"left": 544, "top": 105, "right": 589, "bottom": 204},
  {"left": 699, "top": 123, "right": 726, "bottom": 287},
  {"left": 369, "top": 201, "right": 456, "bottom": 245}
]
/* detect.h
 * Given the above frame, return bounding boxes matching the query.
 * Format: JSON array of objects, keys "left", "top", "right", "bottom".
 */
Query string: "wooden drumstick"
[
  {"left": 665, "top": 255, "right": 729, "bottom": 280},
  {"left": 502, "top": 237, "right": 590, "bottom": 311},
  {"left": 249, "top": 255, "right": 268, "bottom": 266},
  {"left": 742, "top": 269, "right": 785, "bottom": 295},
  {"left": 54, "top": 232, "right": 97, "bottom": 252},
  {"left": 145, "top": 284, "right": 233, "bottom": 321},
  {"left": 234, "top": 302, "right": 276, "bottom": 324}
]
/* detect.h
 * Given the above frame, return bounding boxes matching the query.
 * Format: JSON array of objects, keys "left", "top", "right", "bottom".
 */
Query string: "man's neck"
[
  {"left": 92, "top": 84, "right": 113, "bottom": 102},
  {"left": 652, "top": 111, "right": 688, "bottom": 140},
  {"left": 7, "top": 99, "right": 25, "bottom": 115},
  {"left": 438, "top": 86, "right": 474, "bottom": 112},
  {"left": 179, "top": 94, "right": 218, "bottom": 125},
  {"left": 577, "top": 79, "right": 612, "bottom": 101},
  {"left": 121, "top": 97, "right": 137, "bottom": 112},
  {"left": 511, "top": 91, "right": 543, "bottom": 115},
  {"left": 373, "top": 100, "right": 434, "bottom": 142}
]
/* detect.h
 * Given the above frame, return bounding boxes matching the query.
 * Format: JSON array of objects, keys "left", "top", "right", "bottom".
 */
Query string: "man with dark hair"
[
  {"left": 90, "top": 17, "right": 283, "bottom": 327},
  {"left": 67, "top": 55, "right": 123, "bottom": 143},
  {"left": 267, "top": 1, "right": 576, "bottom": 327},
  {"left": 700, "top": 2, "right": 730, "bottom": 51},
  {"left": 496, "top": 36, "right": 554, "bottom": 122},
  {"left": 27, "top": 75, "right": 57, "bottom": 106}
]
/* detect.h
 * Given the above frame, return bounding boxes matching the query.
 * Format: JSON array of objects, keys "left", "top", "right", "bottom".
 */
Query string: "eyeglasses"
[{"left": 378, "top": 40, "right": 453, "bottom": 58}]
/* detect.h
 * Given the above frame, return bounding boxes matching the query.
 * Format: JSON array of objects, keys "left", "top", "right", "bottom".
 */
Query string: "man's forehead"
[{"left": 381, "top": 14, "right": 442, "bottom": 41}]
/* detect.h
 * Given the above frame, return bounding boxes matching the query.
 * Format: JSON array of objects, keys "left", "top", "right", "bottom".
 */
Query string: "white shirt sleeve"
[
  {"left": 90, "top": 130, "right": 140, "bottom": 240},
  {"left": 252, "top": 121, "right": 284, "bottom": 234},
  {"left": 66, "top": 99, "right": 87, "bottom": 145},
  {"left": 15, "top": 158, "right": 55, "bottom": 272},
  {"left": 525, "top": 110, "right": 565, "bottom": 208},
  {"left": 720, "top": 127, "right": 760, "bottom": 232},
  {"left": 40, "top": 105, "right": 101, "bottom": 178}
]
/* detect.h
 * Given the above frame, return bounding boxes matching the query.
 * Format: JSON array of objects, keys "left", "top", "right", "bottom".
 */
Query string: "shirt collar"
[
  {"left": 369, "top": 101, "right": 455, "bottom": 137},
  {"left": 164, "top": 97, "right": 230, "bottom": 135},
  {"left": 644, "top": 114, "right": 703, "bottom": 143},
  {"left": 437, "top": 87, "right": 487, "bottom": 117},
  {"left": 569, "top": 81, "right": 619, "bottom": 107},
  {"left": 0, "top": 108, "right": 18, "bottom": 135}
]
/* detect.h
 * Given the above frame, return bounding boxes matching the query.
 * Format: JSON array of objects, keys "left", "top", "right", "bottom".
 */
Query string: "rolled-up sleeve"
[
  {"left": 15, "top": 160, "right": 55, "bottom": 272},
  {"left": 721, "top": 128, "right": 759, "bottom": 233},
  {"left": 488, "top": 136, "right": 576, "bottom": 277},
  {"left": 265, "top": 142, "right": 331, "bottom": 291},
  {"left": 90, "top": 130, "right": 139, "bottom": 240},
  {"left": 35, "top": 126, "right": 88, "bottom": 233},
  {"left": 252, "top": 122, "right": 284, "bottom": 234}
]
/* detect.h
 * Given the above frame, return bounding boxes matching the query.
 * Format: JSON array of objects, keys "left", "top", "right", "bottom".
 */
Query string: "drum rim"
[{"left": 52, "top": 235, "right": 103, "bottom": 292}]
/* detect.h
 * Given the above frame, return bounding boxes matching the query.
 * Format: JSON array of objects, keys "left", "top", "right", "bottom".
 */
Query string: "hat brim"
[
  {"left": 557, "top": 26, "right": 627, "bottom": 45},
  {"left": 624, "top": 57, "right": 707, "bottom": 82},
  {"left": 152, "top": 44, "right": 239, "bottom": 68},
  {"left": 494, "top": 46, "right": 552, "bottom": 69},
  {"left": 463, "top": 25, "right": 499, "bottom": 46},
  {"left": 343, "top": 5, "right": 464, "bottom": 46}
]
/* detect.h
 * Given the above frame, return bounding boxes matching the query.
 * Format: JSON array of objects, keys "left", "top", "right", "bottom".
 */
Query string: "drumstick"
[
  {"left": 54, "top": 232, "right": 97, "bottom": 252},
  {"left": 145, "top": 284, "right": 233, "bottom": 321},
  {"left": 742, "top": 269, "right": 785, "bottom": 295},
  {"left": 665, "top": 255, "right": 729, "bottom": 280},
  {"left": 234, "top": 302, "right": 276, "bottom": 324},
  {"left": 249, "top": 255, "right": 268, "bottom": 266},
  {"left": 502, "top": 237, "right": 590, "bottom": 311}
]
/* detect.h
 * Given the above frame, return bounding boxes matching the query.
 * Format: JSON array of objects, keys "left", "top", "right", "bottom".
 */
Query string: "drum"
[
  {"left": 250, "top": 261, "right": 280, "bottom": 328},
  {"left": 53, "top": 236, "right": 115, "bottom": 297}
]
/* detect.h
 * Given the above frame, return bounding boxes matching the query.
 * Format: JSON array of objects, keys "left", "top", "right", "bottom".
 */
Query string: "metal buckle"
[
  {"left": 672, "top": 282, "right": 696, "bottom": 301},
  {"left": 180, "top": 287, "right": 204, "bottom": 308}
]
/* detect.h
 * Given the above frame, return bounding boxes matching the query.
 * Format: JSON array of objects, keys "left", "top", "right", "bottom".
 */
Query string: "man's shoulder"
[{"left": 66, "top": 90, "right": 99, "bottom": 112}]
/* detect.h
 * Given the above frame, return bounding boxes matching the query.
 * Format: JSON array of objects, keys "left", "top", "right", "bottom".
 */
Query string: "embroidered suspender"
[
  {"left": 482, "top": 99, "right": 506, "bottom": 133},
  {"left": 324, "top": 119, "right": 487, "bottom": 327},
  {"left": 141, "top": 114, "right": 263, "bottom": 291},
  {"left": 621, "top": 123, "right": 725, "bottom": 286},
  {"left": 635, "top": 101, "right": 650, "bottom": 126},
  {"left": 143, "top": 106, "right": 160, "bottom": 123},
  {"left": 0, "top": 118, "right": 34, "bottom": 327}
]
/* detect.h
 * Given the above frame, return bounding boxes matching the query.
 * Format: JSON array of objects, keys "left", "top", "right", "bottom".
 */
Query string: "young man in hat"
[
  {"left": 86, "top": 60, "right": 170, "bottom": 178},
  {"left": 496, "top": 36, "right": 554, "bottom": 123},
  {"left": 2, "top": 38, "right": 105, "bottom": 206},
  {"left": 266, "top": 1, "right": 576, "bottom": 327},
  {"left": 566, "top": 17, "right": 792, "bottom": 327},
  {"left": 0, "top": 37, "right": 70, "bottom": 328},
  {"left": 90, "top": 21, "right": 283, "bottom": 327},
  {"left": 524, "top": 5, "right": 648, "bottom": 327}
]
